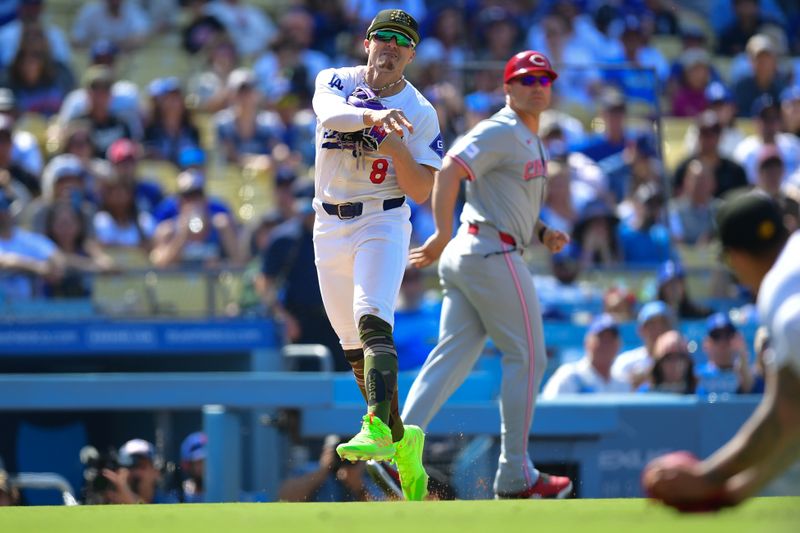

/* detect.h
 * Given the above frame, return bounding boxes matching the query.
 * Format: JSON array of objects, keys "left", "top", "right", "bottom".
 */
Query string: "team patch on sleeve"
[{"left": 429, "top": 133, "right": 444, "bottom": 159}]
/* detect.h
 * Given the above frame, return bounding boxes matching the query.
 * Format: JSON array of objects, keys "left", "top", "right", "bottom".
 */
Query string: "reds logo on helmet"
[{"left": 503, "top": 50, "right": 558, "bottom": 83}]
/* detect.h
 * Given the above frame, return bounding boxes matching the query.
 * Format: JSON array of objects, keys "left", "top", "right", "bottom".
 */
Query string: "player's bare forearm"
[
  {"left": 384, "top": 142, "right": 434, "bottom": 203},
  {"left": 431, "top": 157, "right": 466, "bottom": 238},
  {"left": 700, "top": 366, "right": 800, "bottom": 499},
  {"left": 408, "top": 158, "right": 465, "bottom": 268}
]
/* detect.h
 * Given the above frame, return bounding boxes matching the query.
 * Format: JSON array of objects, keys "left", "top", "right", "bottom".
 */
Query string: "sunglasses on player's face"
[
  {"left": 513, "top": 75, "right": 553, "bottom": 88},
  {"left": 371, "top": 30, "right": 415, "bottom": 48}
]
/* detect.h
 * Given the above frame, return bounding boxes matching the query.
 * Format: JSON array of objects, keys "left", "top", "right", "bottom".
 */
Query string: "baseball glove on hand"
[{"left": 339, "top": 86, "right": 389, "bottom": 152}]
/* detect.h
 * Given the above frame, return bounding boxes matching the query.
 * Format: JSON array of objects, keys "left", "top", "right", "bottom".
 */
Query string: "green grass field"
[{"left": 2, "top": 497, "right": 798, "bottom": 533}]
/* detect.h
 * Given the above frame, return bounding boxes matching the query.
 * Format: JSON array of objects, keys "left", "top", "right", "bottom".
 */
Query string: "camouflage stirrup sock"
[
  {"left": 346, "top": 346, "right": 403, "bottom": 441},
  {"left": 359, "top": 314, "right": 399, "bottom": 429},
  {"left": 344, "top": 348, "right": 368, "bottom": 403}
]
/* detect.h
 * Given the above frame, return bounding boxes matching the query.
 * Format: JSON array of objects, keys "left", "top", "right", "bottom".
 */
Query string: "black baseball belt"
[{"left": 321, "top": 196, "right": 405, "bottom": 220}]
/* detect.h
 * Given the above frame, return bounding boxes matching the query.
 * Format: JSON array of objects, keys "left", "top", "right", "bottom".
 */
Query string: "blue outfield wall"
[{"left": 0, "top": 318, "right": 765, "bottom": 501}]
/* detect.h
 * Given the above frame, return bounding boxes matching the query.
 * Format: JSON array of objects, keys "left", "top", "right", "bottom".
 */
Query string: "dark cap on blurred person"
[
  {"left": 588, "top": 313, "right": 619, "bottom": 336},
  {"left": 366, "top": 8, "right": 420, "bottom": 46},
  {"left": 637, "top": 300, "right": 673, "bottom": 326},
  {"left": 706, "top": 312, "right": 737, "bottom": 337},
  {"left": 275, "top": 167, "right": 297, "bottom": 187},
  {"left": 716, "top": 191, "right": 787, "bottom": 252},
  {"left": 657, "top": 260, "right": 685, "bottom": 287},
  {"left": 90, "top": 39, "right": 119, "bottom": 64},
  {"left": 751, "top": 93, "right": 779, "bottom": 118},
  {"left": 180, "top": 432, "right": 207, "bottom": 463},
  {"left": 621, "top": 15, "right": 643, "bottom": 35},
  {"left": 704, "top": 81, "right": 732, "bottom": 104},
  {"left": 148, "top": 76, "right": 182, "bottom": 98},
  {"left": 679, "top": 22, "right": 706, "bottom": 42},
  {"left": 503, "top": 50, "right": 558, "bottom": 83},
  {"left": 780, "top": 85, "right": 800, "bottom": 104}
]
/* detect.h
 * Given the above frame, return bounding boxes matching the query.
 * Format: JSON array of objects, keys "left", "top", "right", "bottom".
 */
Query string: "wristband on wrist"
[{"left": 537, "top": 225, "right": 548, "bottom": 244}]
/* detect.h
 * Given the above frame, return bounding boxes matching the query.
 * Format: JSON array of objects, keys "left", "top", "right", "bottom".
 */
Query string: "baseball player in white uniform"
[
  {"left": 644, "top": 192, "right": 800, "bottom": 512},
  {"left": 403, "top": 51, "right": 573, "bottom": 499},
  {"left": 310, "top": 9, "right": 442, "bottom": 501}
]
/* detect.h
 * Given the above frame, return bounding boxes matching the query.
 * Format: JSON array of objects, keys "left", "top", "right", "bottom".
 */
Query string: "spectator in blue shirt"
[
  {"left": 696, "top": 313, "right": 754, "bottom": 396},
  {"left": 571, "top": 88, "right": 630, "bottom": 168},
  {"left": 259, "top": 195, "right": 344, "bottom": 370},
  {"left": 142, "top": 77, "right": 202, "bottom": 165},
  {"left": 617, "top": 183, "right": 674, "bottom": 265},
  {"left": 393, "top": 266, "right": 440, "bottom": 371},
  {"left": 178, "top": 431, "right": 206, "bottom": 503}
]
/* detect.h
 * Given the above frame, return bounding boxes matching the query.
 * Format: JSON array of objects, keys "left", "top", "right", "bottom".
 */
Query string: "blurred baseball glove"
[{"left": 338, "top": 86, "right": 388, "bottom": 153}]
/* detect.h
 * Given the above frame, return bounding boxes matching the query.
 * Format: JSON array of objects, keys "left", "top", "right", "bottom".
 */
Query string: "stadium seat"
[
  {"left": 145, "top": 271, "right": 211, "bottom": 316},
  {"left": 92, "top": 272, "right": 152, "bottom": 316},
  {"left": 138, "top": 159, "right": 179, "bottom": 193},
  {"left": 662, "top": 116, "right": 693, "bottom": 172},
  {"left": 651, "top": 35, "right": 683, "bottom": 61},
  {"left": 15, "top": 113, "right": 49, "bottom": 150},
  {"left": 193, "top": 113, "right": 216, "bottom": 152},
  {"left": 16, "top": 421, "right": 87, "bottom": 506}
]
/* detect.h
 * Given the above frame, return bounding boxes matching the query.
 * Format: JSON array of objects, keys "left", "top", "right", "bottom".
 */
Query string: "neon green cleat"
[
  {"left": 393, "top": 425, "right": 429, "bottom": 501},
  {"left": 336, "top": 414, "right": 396, "bottom": 462}
]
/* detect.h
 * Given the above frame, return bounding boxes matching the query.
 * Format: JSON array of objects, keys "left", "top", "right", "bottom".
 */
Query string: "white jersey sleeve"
[
  {"left": 403, "top": 93, "right": 443, "bottom": 171},
  {"left": 447, "top": 121, "right": 506, "bottom": 181},
  {"left": 312, "top": 67, "right": 368, "bottom": 133},
  {"left": 770, "top": 294, "right": 800, "bottom": 376}
]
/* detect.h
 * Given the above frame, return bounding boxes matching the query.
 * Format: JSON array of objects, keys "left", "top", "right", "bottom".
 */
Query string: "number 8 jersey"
[{"left": 312, "top": 66, "right": 443, "bottom": 204}]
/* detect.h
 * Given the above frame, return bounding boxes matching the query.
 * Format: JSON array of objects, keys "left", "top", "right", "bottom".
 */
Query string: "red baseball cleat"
[{"left": 495, "top": 473, "right": 574, "bottom": 499}]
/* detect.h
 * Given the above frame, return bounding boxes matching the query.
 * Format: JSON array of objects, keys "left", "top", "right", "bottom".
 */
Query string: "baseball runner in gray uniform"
[{"left": 403, "top": 51, "right": 573, "bottom": 499}]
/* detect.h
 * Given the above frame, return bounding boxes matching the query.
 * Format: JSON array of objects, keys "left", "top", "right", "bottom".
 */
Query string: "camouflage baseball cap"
[
  {"left": 366, "top": 9, "right": 420, "bottom": 46},
  {"left": 716, "top": 191, "right": 787, "bottom": 252}
]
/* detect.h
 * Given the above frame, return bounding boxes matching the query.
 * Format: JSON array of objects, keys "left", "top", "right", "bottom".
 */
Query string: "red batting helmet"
[{"left": 503, "top": 51, "right": 558, "bottom": 83}]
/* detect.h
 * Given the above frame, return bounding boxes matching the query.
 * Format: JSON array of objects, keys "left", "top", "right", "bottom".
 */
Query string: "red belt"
[{"left": 468, "top": 223, "right": 516, "bottom": 246}]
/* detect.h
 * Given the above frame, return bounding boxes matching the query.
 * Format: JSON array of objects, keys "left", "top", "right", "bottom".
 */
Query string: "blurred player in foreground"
[{"left": 644, "top": 192, "right": 800, "bottom": 511}]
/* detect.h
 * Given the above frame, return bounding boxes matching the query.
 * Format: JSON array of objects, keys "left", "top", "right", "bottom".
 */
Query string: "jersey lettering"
[
  {"left": 523, "top": 160, "right": 546, "bottom": 181},
  {"left": 328, "top": 74, "right": 344, "bottom": 91}
]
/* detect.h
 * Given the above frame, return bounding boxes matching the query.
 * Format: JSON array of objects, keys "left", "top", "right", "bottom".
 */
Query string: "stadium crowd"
[{"left": 1, "top": 0, "right": 799, "bottom": 504}]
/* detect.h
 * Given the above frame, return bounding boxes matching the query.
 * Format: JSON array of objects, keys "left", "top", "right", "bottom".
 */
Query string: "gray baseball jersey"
[
  {"left": 402, "top": 105, "right": 552, "bottom": 495},
  {"left": 449, "top": 105, "right": 548, "bottom": 252}
]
